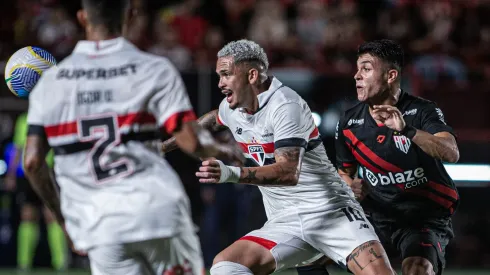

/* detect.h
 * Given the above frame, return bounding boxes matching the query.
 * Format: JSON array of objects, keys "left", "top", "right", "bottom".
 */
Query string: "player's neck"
[
  {"left": 243, "top": 77, "right": 272, "bottom": 114},
  {"left": 368, "top": 87, "right": 401, "bottom": 109},
  {"left": 86, "top": 26, "right": 121, "bottom": 41}
]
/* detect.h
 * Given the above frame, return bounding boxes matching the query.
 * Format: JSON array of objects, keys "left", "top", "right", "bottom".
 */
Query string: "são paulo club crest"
[
  {"left": 248, "top": 144, "right": 265, "bottom": 166},
  {"left": 393, "top": 135, "right": 411, "bottom": 154}
]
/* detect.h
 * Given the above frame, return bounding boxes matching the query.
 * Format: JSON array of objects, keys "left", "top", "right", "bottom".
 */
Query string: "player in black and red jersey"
[{"left": 335, "top": 39, "right": 460, "bottom": 275}]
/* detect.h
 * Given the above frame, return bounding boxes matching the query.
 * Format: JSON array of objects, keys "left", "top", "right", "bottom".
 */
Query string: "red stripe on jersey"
[
  {"left": 406, "top": 188, "right": 454, "bottom": 213},
  {"left": 342, "top": 162, "right": 354, "bottom": 167},
  {"left": 163, "top": 110, "right": 197, "bottom": 134},
  {"left": 346, "top": 142, "right": 384, "bottom": 174},
  {"left": 309, "top": 126, "right": 319, "bottom": 139},
  {"left": 45, "top": 112, "right": 157, "bottom": 137},
  {"left": 237, "top": 142, "right": 275, "bottom": 154},
  {"left": 343, "top": 129, "right": 403, "bottom": 173},
  {"left": 239, "top": 236, "right": 277, "bottom": 250},
  {"left": 427, "top": 181, "right": 458, "bottom": 201},
  {"left": 217, "top": 114, "right": 224, "bottom": 125}
]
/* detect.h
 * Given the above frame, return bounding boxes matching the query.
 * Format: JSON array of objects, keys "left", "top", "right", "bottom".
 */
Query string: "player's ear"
[
  {"left": 387, "top": 69, "right": 399, "bottom": 84},
  {"left": 248, "top": 68, "right": 259, "bottom": 85},
  {"left": 77, "top": 10, "right": 88, "bottom": 29}
]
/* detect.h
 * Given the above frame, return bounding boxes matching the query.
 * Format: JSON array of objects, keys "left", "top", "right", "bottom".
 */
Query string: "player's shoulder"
[
  {"left": 267, "top": 80, "right": 305, "bottom": 109},
  {"left": 399, "top": 91, "right": 438, "bottom": 113},
  {"left": 339, "top": 101, "right": 365, "bottom": 127}
]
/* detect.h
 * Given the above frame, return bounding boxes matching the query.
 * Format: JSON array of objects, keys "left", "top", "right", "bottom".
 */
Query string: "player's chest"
[{"left": 228, "top": 112, "right": 274, "bottom": 144}]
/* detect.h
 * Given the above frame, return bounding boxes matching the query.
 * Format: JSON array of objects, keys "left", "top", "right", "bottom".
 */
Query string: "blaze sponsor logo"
[
  {"left": 394, "top": 135, "right": 411, "bottom": 154},
  {"left": 402, "top": 108, "right": 417, "bottom": 116},
  {"left": 248, "top": 145, "right": 265, "bottom": 166},
  {"left": 364, "top": 167, "right": 428, "bottom": 189}
]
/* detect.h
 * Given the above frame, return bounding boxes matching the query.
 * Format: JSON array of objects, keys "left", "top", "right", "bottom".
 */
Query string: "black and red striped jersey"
[{"left": 335, "top": 90, "right": 459, "bottom": 219}]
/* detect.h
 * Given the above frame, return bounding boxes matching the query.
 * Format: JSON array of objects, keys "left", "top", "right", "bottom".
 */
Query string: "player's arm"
[
  {"left": 334, "top": 119, "right": 368, "bottom": 200},
  {"left": 373, "top": 104, "right": 459, "bottom": 163},
  {"left": 197, "top": 102, "right": 313, "bottom": 186},
  {"left": 23, "top": 131, "right": 64, "bottom": 224},
  {"left": 161, "top": 109, "right": 227, "bottom": 154}
]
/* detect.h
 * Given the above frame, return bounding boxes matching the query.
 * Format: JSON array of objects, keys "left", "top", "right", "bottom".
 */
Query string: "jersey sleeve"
[
  {"left": 271, "top": 102, "right": 313, "bottom": 149},
  {"left": 26, "top": 75, "right": 47, "bottom": 137},
  {"left": 148, "top": 60, "right": 197, "bottom": 134},
  {"left": 217, "top": 98, "right": 228, "bottom": 127},
  {"left": 334, "top": 114, "right": 357, "bottom": 169},
  {"left": 420, "top": 104, "right": 455, "bottom": 136}
]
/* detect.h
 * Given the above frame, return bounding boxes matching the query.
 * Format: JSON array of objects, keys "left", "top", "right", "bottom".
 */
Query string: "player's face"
[
  {"left": 216, "top": 56, "right": 250, "bottom": 110},
  {"left": 354, "top": 54, "right": 390, "bottom": 102}
]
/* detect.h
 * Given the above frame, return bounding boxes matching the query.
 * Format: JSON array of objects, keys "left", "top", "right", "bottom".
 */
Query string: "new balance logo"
[
  {"left": 359, "top": 223, "right": 370, "bottom": 229},
  {"left": 235, "top": 127, "right": 242, "bottom": 135}
]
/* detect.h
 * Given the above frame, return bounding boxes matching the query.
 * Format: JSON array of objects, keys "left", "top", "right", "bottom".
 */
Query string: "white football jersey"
[
  {"left": 218, "top": 77, "right": 356, "bottom": 219},
  {"left": 27, "top": 38, "right": 197, "bottom": 250}
]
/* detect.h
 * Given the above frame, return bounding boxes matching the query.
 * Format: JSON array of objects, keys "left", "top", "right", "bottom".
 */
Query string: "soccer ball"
[{"left": 4, "top": 46, "right": 56, "bottom": 98}]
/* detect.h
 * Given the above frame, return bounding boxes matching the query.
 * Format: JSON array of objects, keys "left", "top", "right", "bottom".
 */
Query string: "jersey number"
[
  {"left": 341, "top": 206, "right": 366, "bottom": 222},
  {"left": 79, "top": 115, "right": 133, "bottom": 182}
]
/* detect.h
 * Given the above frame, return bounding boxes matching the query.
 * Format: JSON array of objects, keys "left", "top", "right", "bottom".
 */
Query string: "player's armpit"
[
  {"left": 161, "top": 109, "right": 228, "bottom": 154},
  {"left": 239, "top": 147, "right": 305, "bottom": 187},
  {"left": 23, "top": 134, "right": 64, "bottom": 224},
  {"left": 412, "top": 130, "right": 459, "bottom": 163}
]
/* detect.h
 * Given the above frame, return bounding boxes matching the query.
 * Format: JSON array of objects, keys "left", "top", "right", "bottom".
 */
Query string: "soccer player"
[
  {"left": 335, "top": 39, "right": 460, "bottom": 275},
  {"left": 5, "top": 112, "right": 67, "bottom": 271},
  {"left": 22, "top": 0, "right": 243, "bottom": 274},
  {"left": 161, "top": 39, "right": 395, "bottom": 275}
]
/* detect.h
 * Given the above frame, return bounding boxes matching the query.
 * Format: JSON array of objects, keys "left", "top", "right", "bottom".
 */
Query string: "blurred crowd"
[
  {"left": 0, "top": 0, "right": 489, "bottom": 86},
  {"left": 0, "top": 0, "right": 489, "bottom": 270}
]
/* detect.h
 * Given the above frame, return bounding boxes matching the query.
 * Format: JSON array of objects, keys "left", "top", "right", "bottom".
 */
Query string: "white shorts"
[
  {"left": 88, "top": 228, "right": 204, "bottom": 275},
  {"left": 241, "top": 204, "right": 379, "bottom": 272}
]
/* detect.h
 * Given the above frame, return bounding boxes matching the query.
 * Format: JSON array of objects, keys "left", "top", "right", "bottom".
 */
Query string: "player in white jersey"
[
  {"left": 22, "top": 1, "right": 243, "bottom": 275},
  {"left": 160, "top": 40, "right": 395, "bottom": 275}
]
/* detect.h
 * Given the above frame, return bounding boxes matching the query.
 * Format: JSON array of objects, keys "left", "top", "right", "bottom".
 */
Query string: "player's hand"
[
  {"left": 196, "top": 160, "right": 221, "bottom": 183},
  {"left": 350, "top": 178, "right": 369, "bottom": 201},
  {"left": 372, "top": 105, "right": 406, "bottom": 132}
]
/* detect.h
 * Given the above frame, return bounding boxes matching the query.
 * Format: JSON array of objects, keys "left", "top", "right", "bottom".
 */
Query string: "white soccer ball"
[{"left": 4, "top": 46, "right": 56, "bottom": 98}]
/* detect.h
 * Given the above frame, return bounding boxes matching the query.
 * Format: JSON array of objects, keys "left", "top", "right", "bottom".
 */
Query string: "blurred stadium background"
[{"left": 0, "top": 0, "right": 489, "bottom": 274}]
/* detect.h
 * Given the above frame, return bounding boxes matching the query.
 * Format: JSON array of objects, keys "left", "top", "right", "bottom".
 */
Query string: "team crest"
[
  {"left": 393, "top": 135, "right": 411, "bottom": 154},
  {"left": 248, "top": 145, "right": 265, "bottom": 166}
]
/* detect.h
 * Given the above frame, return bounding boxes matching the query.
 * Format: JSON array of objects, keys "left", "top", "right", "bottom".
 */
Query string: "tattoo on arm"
[
  {"left": 161, "top": 109, "right": 227, "bottom": 154},
  {"left": 239, "top": 147, "right": 304, "bottom": 187},
  {"left": 348, "top": 241, "right": 383, "bottom": 271}
]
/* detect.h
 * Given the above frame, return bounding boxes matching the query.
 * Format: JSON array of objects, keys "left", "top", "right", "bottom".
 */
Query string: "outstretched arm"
[
  {"left": 161, "top": 109, "right": 228, "bottom": 154},
  {"left": 197, "top": 146, "right": 305, "bottom": 187}
]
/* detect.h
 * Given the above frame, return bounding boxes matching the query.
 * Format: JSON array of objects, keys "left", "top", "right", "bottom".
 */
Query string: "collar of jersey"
[
  {"left": 240, "top": 76, "right": 283, "bottom": 113},
  {"left": 73, "top": 37, "right": 136, "bottom": 55}
]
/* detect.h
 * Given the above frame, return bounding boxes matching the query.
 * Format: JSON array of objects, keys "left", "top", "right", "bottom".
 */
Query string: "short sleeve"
[
  {"left": 271, "top": 102, "right": 313, "bottom": 149},
  {"left": 420, "top": 104, "right": 455, "bottom": 136},
  {"left": 26, "top": 75, "right": 47, "bottom": 137},
  {"left": 147, "top": 60, "right": 196, "bottom": 134},
  {"left": 334, "top": 115, "right": 357, "bottom": 169},
  {"left": 217, "top": 99, "right": 228, "bottom": 127}
]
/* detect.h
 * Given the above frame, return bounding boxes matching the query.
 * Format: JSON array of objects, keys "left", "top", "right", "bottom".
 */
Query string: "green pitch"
[{"left": 1, "top": 269, "right": 488, "bottom": 275}]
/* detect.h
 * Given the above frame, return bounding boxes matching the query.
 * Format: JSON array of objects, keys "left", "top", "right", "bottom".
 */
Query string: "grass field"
[{"left": 2, "top": 269, "right": 489, "bottom": 275}]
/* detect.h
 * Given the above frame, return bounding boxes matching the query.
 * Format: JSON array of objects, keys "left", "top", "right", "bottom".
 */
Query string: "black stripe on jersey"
[
  {"left": 51, "top": 131, "right": 162, "bottom": 155},
  {"left": 350, "top": 145, "right": 389, "bottom": 174},
  {"left": 275, "top": 138, "right": 307, "bottom": 150},
  {"left": 27, "top": 124, "right": 46, "bottom": 137}
]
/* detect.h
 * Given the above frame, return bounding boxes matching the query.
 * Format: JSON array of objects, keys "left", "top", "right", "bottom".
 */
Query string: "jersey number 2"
[{"left": 79, "top": 115, "right": 133, "bottom": 182}]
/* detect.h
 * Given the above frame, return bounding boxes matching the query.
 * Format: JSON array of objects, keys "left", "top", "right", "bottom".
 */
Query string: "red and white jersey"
[
  {"left": 218, "top": 77, "right": 356, "bottom": 218},
  {"left": 27, "top": 38, "right": 197, "bottom": 250}
]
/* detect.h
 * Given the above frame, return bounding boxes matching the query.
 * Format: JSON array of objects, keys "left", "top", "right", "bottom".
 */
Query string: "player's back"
[{"left": 31, "top": 38, "right": 195, "bottom": 250}]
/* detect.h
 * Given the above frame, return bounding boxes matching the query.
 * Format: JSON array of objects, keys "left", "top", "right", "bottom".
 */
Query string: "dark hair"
[
  {"left": 358, "top": 39, "right": 404, "bottom": 72},
  {"left": 82, "top": 0, "right": 130, "bottom": 34}
]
